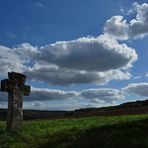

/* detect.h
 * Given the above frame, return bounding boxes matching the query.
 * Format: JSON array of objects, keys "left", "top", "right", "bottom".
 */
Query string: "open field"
[{"left": 0, "top": 114, "right": 148, "bottom": 148}]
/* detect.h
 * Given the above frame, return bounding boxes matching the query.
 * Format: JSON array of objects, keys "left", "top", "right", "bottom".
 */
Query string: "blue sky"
[
  {"left": 0, "top": 0, "right": 143, "bottom": 46},
  {"left": 0, "top": 0, "right": 148, "bottom": 110}
]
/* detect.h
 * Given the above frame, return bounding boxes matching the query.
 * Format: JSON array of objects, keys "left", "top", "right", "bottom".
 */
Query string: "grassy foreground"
[{"left": 0, "top": 115, "right": 148, "bottom": 148}]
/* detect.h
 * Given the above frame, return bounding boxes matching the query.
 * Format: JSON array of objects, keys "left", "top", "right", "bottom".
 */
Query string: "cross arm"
[
  {"left": 1, "top": 79, "right": 14, "bottom": 92},
  {"left": 23, "top": 85, "right": 31, "bottom": 96}
]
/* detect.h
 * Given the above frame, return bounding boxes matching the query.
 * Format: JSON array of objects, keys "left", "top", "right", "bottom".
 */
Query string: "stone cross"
[{"left": 1, "top": 72, "right": 30, "bottom": 131}]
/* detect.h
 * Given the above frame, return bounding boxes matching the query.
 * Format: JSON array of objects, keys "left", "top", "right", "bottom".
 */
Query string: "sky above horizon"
[{"left": 1, "top": 0, "right": 148, "bottom": 110}]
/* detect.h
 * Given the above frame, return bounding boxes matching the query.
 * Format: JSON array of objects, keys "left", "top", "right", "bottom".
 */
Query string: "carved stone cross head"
[{"left": 1, "top": 72, "right": 30, "bottom": 95}]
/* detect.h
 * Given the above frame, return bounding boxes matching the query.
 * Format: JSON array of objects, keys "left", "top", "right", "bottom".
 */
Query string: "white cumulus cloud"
[
  {"left": 0, "top": 86, "right": 123, "bottom": 104},
  {"left": 25, "top": 34, "right": 137, "bottom": 85},
  {"left": 0, "top": 34, "right": 137, "bottom": 85},
  {"left": 123, "top": 83, "right": 148, "bottom": 97},
  {"left": 104, "top": 2, "right": 148, "bottom": 40}
]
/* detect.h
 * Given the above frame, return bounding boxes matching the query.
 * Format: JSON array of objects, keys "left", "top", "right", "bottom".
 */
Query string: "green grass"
[{"left": 0, "top": 114, "right": 148, "bottom": 148}]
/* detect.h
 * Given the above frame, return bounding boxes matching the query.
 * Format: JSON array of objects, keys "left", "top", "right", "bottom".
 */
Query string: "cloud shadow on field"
[{"left": 39, "top": 119, "right": 148, "bottom": 148}]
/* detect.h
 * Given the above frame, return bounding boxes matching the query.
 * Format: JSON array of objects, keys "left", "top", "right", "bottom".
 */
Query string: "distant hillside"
[
  {"left": 0, "top": 109, "right": 69, "bottom": 121},
  {"left": 1, "top": 99, "right": 148, "bottom": 120}
]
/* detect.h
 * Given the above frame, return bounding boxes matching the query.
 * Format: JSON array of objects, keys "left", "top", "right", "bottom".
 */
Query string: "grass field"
[{"left": 0, "top": 114, "right": 148, "bottom": 148}]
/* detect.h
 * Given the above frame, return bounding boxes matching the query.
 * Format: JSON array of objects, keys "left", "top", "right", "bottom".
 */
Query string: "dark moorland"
[{"left": 1, "top": 99, "right": 148, "bottom": 121}]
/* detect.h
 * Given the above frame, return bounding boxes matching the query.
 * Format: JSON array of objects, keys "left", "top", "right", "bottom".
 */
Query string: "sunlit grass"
[{"left": 0, "top": 114, "right": 148, "bottom": 148}]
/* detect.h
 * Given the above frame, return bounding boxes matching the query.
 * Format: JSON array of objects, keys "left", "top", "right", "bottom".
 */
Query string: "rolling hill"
[{"left": 1, "top": 99, "right": 148, "bottom": 121}]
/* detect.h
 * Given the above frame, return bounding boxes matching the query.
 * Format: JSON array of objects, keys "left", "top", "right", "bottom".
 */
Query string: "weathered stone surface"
[{"left": 1, "top": 72, "right": 30, "bottom": 131}]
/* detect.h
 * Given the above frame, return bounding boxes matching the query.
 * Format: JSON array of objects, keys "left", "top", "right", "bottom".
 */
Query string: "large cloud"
[
  {"left": 0, "top": 27, "right": 138, "bottom": 87},
  {"left": 25, "top": 34, "right": 137, "bottom": 85},
  {"left": 39, "top": 35, "right": 136, "bottom": 71},
  {"left": 0, "top": 34, "right": 137, "bottom": 85},
  {"left": 104, "top": 2, "right": 148, "bottom": 40},
  {"left": 123, "top": 83, "right": 148, "bottom": 97}
]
